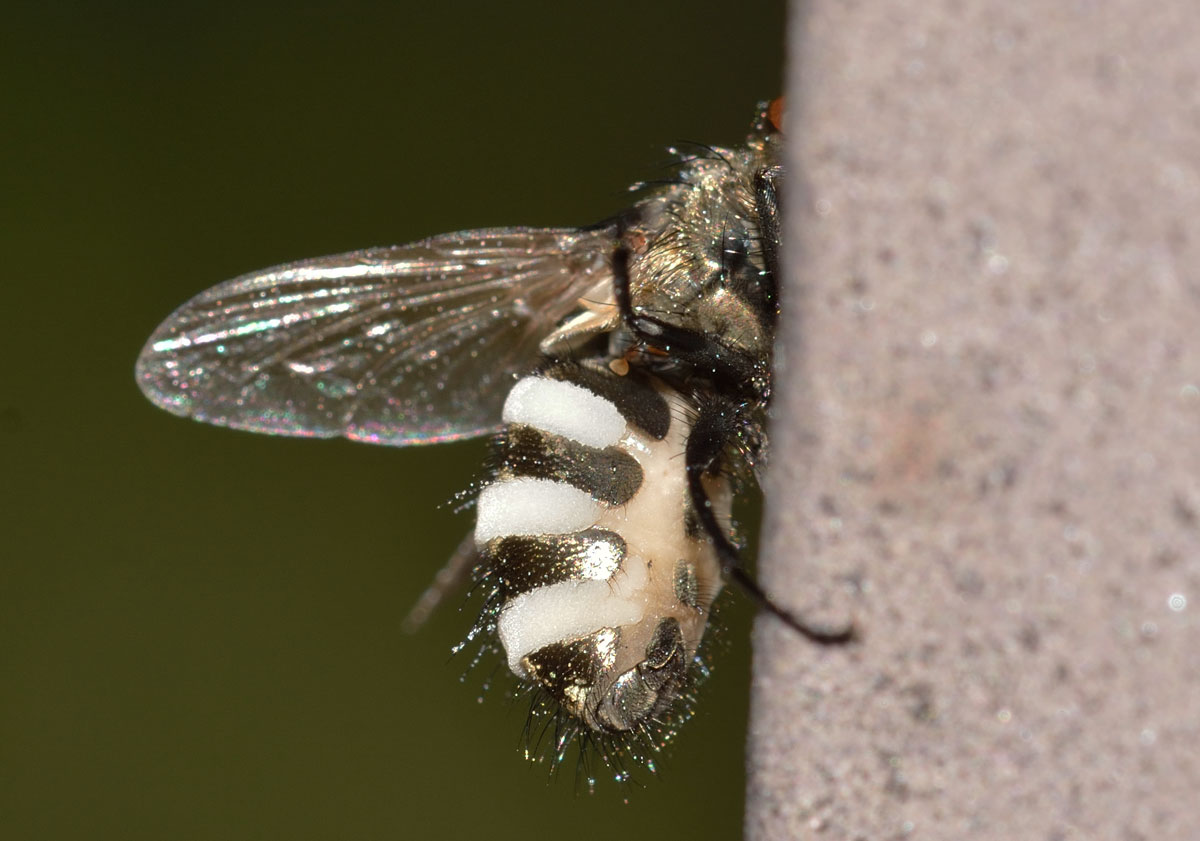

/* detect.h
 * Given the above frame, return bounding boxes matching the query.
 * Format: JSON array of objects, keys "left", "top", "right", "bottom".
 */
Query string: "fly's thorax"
[
  {"left": 474, "top": 360, "right": 727, "bottom": 733},
  {"left": 689, "top": 283, "right": 774, "bottom": 359},
  {"left": 618, "top": 142, "right": 779, "bottom": 366}
]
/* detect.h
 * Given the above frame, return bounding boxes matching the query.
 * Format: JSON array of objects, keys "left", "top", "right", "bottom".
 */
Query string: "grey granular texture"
[{"left": 748, "top": 2, "right": 1200, "bottom": 839}]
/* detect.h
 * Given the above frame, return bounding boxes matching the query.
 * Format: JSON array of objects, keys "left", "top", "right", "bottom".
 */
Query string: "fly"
[{"left": 136, "top": 98, "right": 854, "bottom": 784}]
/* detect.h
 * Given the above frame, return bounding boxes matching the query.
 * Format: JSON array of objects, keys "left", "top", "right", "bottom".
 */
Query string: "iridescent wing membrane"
[{"left": 136, "top": 226, "right": 616, "bottom": 445}]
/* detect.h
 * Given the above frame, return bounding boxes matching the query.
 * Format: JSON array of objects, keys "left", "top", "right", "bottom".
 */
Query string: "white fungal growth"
[
  {"left": 474, "top": 478, "right": 600, "bottom": 544},
  {"left": 502, "top": 376, "right": 626, "bottom": 448}
]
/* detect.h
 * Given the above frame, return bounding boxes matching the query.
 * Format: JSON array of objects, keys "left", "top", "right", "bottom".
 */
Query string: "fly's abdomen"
[{"left": 474, "top": 361, "right": 727, "bottom": 734}]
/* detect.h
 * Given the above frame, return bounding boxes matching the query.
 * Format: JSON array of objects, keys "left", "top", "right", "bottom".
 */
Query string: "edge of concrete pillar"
[{"left": 748, "top": 2, "right": 1200, "bottom": 838}]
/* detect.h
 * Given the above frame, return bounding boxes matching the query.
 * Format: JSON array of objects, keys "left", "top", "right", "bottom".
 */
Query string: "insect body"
[
  {"left": 477, "top": 361, "right": 728, "bottom": 745},
  {"left": 137, "top": 99, "right": 847, "bottom": 777}
]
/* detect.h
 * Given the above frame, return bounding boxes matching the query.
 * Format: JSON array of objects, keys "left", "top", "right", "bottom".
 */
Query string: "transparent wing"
[{"left": 136, "top": 226, "right": 616, "bottom": 445}]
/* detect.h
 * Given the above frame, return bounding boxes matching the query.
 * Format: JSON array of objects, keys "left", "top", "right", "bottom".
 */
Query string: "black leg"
[
  {"left": 684, "top": 403, "right": 856, "bottom": 645},
  {"left": 400, "top": 530, "right": 480, "bottom": 632},
  {"left": 753, "top": 164, "right": 783, "bottom": 312}
]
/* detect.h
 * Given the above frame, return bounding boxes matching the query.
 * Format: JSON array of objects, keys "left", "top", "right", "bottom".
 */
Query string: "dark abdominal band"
[
  {"left": 486, "top": 529, "right": 629, "bottom": 600},
  {"left": 494, "top": 425, "right": 643, "bottom": 506}
]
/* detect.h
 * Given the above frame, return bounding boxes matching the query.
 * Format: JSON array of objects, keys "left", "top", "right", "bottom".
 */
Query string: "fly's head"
[{"left": 615, "top": 100, "right": 785, "bottom": 409}]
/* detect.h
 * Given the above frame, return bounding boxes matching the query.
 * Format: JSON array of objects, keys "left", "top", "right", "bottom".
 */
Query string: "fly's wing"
[{"left": 136, "top": 226, "right": 616, "bottom": 445}]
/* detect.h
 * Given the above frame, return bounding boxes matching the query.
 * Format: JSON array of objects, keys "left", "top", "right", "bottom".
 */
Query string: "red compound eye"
[{"left": 767, "top": 97, "right": 785, "bottom": 133}]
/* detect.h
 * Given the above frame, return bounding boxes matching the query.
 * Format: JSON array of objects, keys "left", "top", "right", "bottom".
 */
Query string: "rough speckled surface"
[{"left": 748, "top": 2, "right": 1200, "bottom": 838}]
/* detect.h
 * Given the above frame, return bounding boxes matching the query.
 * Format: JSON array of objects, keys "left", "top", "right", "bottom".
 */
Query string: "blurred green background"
[{"left": 3, "top": 2, "right": 787, "bottom": 838}]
